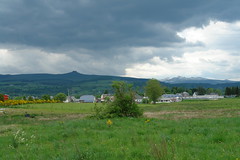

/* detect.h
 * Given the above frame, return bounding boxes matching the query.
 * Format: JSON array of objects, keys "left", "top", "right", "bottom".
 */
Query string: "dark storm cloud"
[
  {"left": 1, "top": 0, "right": 240, "bottom": 77},
  {"left": 1, "top": 0, "right": 240, "bottom": 50}
]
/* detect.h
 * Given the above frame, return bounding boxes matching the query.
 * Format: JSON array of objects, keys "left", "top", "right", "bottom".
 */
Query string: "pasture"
[{"left": 0, "top": 98, "right": 240, "bottom": 159}]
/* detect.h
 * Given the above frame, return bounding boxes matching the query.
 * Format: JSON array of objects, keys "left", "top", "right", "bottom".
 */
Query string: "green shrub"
[
  {"left": 0, "top": 94, "right": 4, "bottom": 102},
  {"left": 106, "top": 96, "right": 142, "bottom": 117},
  {"left": 93, "top": 81, "right": 143, "bottom": 118}
]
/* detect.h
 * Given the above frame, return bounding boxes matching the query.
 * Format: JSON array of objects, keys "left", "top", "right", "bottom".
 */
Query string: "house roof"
[
  {"left": 135, "top": 94, "right": 143, "bottom": 99},
  {"left": 79, "top": 95, "right": 95, "bottom": 102},
  {"left": 162, "top": 94, "right": 182, "bottom": 98}
]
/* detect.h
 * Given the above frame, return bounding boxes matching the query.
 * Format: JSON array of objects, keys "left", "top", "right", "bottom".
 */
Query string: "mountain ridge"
[
  {"left": 161, "top": 76, "right": 234, "bottom": 84},
  {"left": 0, "top": 71, "right": 239, "bottom": 96},
  {"left": 0, "top": 71, "right": 149, "bottom": 96}
]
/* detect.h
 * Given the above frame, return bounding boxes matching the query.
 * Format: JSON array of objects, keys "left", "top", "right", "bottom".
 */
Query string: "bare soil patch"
[{"left": 144, "top": 109, "right": 240, "bottom": 120}]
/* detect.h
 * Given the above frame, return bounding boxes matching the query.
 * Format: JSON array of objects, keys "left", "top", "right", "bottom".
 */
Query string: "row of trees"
[
  {"left": 225, "top": 87, "right": 240, "bottom": 96},
  {"left": 13, "top": 93, "right": 67, "bottom": 102}
]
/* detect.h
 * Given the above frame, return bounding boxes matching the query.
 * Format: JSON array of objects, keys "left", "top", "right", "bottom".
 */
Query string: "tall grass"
[
  {"left": 0, "top": 117, "right": 240, "bottom": 159},
  {"left": 0, "top": 99, "right": 240, "bottom": 159}
]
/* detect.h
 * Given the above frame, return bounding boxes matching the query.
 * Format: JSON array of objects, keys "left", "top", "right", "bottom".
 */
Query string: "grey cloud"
[
  {"left": 1, "top": 0, "right": 240, "bottom": 50},
  {"left": 1, "top": 0, "right": 240, "bottom": 76}
]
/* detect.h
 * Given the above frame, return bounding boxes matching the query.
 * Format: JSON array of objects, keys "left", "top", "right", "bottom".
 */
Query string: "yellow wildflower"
[
  {"left": 145, "top": 119, "right": 150, "bottom": 123},
  {"left": 107, "top": 119, "right": 113, "bottom": 127}
]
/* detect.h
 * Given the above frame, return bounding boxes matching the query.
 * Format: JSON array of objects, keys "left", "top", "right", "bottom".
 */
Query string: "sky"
[{"left": 0, "top": 0, "right": 240, "bottom": 80}]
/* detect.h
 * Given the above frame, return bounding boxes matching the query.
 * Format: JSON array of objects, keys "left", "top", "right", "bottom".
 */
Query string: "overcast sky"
[{"left": 0, "top": 0, "right": 240, "bottom": 80}]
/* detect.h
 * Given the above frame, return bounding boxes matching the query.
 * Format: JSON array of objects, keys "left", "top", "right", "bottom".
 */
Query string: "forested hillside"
[{"left": 0, "top": 71, "right": 240, "bottom": 97}]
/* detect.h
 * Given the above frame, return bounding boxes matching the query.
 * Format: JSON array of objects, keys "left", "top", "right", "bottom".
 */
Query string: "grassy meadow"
[{"left": 0, "top": 98, "right": 240, "bottom": 159}]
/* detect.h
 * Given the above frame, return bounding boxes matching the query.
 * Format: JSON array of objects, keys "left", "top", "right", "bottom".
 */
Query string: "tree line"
[
  {"left": 10, "top": 93, "right": 67, "bottom": 102},
  {"left": 163, "top": 86, "right": 240, "bottom": 97},
  {"left": 225, "top": 86, "right": 240, "bottom": 96}
]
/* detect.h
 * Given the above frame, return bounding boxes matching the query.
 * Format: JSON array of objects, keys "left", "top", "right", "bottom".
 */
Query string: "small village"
[{"left": 64, "top": 92, "right": 224, "bottom": 104}]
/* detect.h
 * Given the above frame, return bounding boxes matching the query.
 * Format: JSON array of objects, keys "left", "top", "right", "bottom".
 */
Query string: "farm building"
[
  {"left": 159, "top": 94, "right": 183, "bottom": 102},
  {"left": 64, "top": 96, "right": 78, "bottom": 103},
  {"left": 158, "top": 98, "right": 172, "bottom": 103},
  {"left": 79, "top": 95, "right": 96, "bottom": 103}
]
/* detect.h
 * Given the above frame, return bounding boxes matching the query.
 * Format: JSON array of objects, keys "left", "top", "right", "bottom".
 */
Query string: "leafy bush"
[
  {"left": 54, "top": 93, "right": 67, "bottom": 102},
  {"left": 93, "top": 81, "right": 143, "bottom": 118},
  {"left": 0, "top": 94, "right": 4, "bottom": 102},
  {"left": 92, "top": 103, "right": 106, "bottom": 119}
]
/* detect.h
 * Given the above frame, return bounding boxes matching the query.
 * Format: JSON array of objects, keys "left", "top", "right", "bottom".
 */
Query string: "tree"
[
  {"left": 171, "top": 87, "right": 178, "bottom": 94},
  {"left": 0, "top": 94, "right": 4, "bottom": 102},
  {"left": 237, "top": 87, "right": 240, "bottom": 97},
  {"left": 99, "top": 81, "right": 143, "bottom": 118},
  {"left": 176, "top": 87, "right": 185, "bottom": 93},
  {"left": 28, "top": 96, "right": 34, "bottom": 101},
  {"left": 225, "top": 87, "right": 231, "bottom": 96},
  {"left": 164, "top": 87, "right": 171, "bottom": 94},
  {"left": 214, "top": 89, "right": 223, "bottom": 96},
  {"left": 42, "top": 94, "right": 51, "bottom": 100},
  {"left": 197, "top": 87, "right": 206, "bottom": 95},
  {"left": 206, "top": 88, "right": 214, "bottom": 95},
  {"left": 145, "top": 79, "right": 164, "bottom": 104},
  {"left": 231, "top": 87, "right": 237, "bottom": 95},
  {"left": 103, "top": 90, "right": 109, "bottom": 94},
  {"left": 186, "top": 89, "right": 193, "bottom": 95},
  {"left": 14, "top": 96, "right": 23, "bottom": 100},
  {"left": 190, "top": 88, "right": 198, "bottom": 95},
  {"left": 54, "top": 93, "right": 67, "bottom": 102}
]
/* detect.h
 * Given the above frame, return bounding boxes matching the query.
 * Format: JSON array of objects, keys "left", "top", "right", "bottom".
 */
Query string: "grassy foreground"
[{"left": 0, "top": 98, "right": 240, "bottom": 160}]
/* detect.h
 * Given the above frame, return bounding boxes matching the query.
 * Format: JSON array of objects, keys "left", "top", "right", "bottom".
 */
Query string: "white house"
[
  {"left": 134, "top": 94, "right": 143, "bottom": 103},
  {"left": 100, "top": 94, "right": 114, "bottom": 102},
  {"left": 160, "top": 94, "right": 183, "bottom": 102},
  {"left": 64, "top": 96, "right": 78, "bottom": 103},
  {"left": 158, "top": 98, "right": 172, "bottom": 103}
]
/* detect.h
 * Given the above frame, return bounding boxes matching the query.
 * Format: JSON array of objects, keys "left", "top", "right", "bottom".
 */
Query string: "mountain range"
[
  {"left": 161, "top": 76, "right": 235, "bottom": 84},
  {"left": 0, "top": 71, "right": 148, "bottom": 97},
  {"left": 0, "top": 71, "right": 239, "bottom": 97}
]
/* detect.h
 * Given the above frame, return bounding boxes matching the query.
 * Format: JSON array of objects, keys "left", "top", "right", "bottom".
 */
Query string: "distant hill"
[
  {"left": 161, "top": 76, "right": 240, "bottom": 91},
  {"left": 0, "top": 72, "right": 240, "bottom": 97},
  {"left": 161, "top": 76, "right": 235, "bottom": 84},
  {"left": 0, "top": 71, "right": 150, "bottom": 97}
]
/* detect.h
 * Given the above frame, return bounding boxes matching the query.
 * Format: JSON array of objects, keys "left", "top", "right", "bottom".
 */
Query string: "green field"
[{"left": 0, "top": 98, "right": 240, "bottom": 159}]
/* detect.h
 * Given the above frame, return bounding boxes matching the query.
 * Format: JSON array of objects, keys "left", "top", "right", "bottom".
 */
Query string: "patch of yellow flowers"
[{"left": 0, "top": 99, "right": 60, "bottom": 107}]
